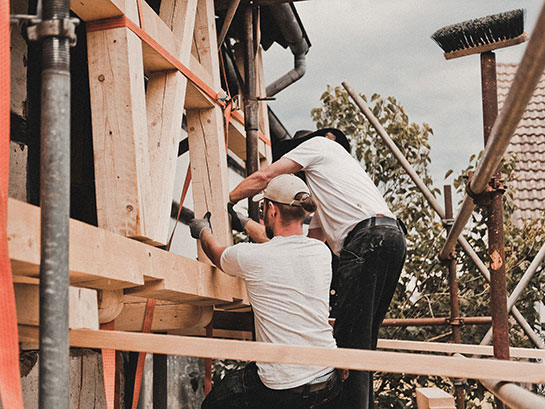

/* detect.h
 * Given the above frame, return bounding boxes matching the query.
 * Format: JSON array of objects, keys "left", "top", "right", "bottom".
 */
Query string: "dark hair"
[{"left": 274, "top": 193, "right": 316, "bottom": 225}]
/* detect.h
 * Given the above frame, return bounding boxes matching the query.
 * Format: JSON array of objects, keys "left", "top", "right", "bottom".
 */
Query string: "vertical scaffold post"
[
  {"left": 480, "top": 51, "right": 509, "bottom": 409},
  {"left": 243, "top": 5, "right": 259, "bottom": 221},
  {"left": 443, "top": 185, "right": 464, "bottom": 409},
  {"left": 39, "top": 1, "right": 73, "bottom": 408}
]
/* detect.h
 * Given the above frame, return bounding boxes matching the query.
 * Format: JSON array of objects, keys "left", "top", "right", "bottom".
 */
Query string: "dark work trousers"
[
  {"left": 202, "top": 362, "right": 343, "bottom": 409},
  {"left": 333, "top": 222, "right": 407, "bottom": 409}
]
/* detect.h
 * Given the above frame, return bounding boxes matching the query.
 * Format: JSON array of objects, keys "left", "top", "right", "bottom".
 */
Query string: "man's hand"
[
  {"left": 189, "top": 212, "right": 212, "bottom": 239},
  {"left": 227, "top": 203, "right": 250, "bottom": 232}
]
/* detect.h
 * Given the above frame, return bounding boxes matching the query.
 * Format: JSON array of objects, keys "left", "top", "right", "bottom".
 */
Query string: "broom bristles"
[{"left": 432, "top": 9, "right": 525, "bottom": 53}]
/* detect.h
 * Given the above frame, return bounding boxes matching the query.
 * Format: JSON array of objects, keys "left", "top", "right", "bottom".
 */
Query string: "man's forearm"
[
  {"left": 245, "top": 219, "right": 269, "bottom": 243},
  {"left": 229, "top": 171, "right": 269, "bottom": 203},
  {"left": 200, "top": 229, "right": 228, "bottom": 268}
]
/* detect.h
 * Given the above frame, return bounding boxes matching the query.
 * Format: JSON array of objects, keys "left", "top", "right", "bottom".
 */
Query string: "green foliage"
[{"left": 312, "top": 85, "right": 545, "bottom": 407}]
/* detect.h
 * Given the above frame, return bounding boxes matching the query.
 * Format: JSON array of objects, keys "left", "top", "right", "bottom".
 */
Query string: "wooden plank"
[
  {"left": 87, "top": 0, "right": 154, "bottom": 241},
  {"left": 145, "top": 0, "right": 199, "bottom": 245},
  {"left": 377, "top": 339, "right": 545, "bottom": 361},
  {"left": 115, "top": 302, "right": 213, "bottom": 331},
  {"left": 416, "top": 388, "right": 456, "bottom": 409},
  {"left": 15, "top": 283, "right": 99, "bottom": 330},
  {"left": 70, "top": 0, "right": 124, "bottom": 21},
  {"left": 8, "top": 198, "right": 248, "bottom": 304},
  {"left": 17, "top": 328, "right": 545, "bottom": 384}
]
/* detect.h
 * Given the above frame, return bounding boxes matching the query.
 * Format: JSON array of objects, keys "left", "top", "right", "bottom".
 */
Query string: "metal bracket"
[
  {"left": 447, "top": 317, "right": 464, "bottom": 326},
  {"left": 27, "top": 17, "right": 80, "bottom": 47},
  {"left": 465, "top": 172, "right": 506, "bottom": 207}
]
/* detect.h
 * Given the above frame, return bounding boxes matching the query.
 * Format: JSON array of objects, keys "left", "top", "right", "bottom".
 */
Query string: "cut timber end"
[
  {"left": 416, "top": 388, "right": 456, "bottom": 409},
  {"left": 444, "top": 33, "right": 527, "bottom": 60}
]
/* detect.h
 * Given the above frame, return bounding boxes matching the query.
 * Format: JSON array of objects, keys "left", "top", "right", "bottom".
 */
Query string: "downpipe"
[{"left": 266, "top": 4, "right": 309, "bottom": 97}]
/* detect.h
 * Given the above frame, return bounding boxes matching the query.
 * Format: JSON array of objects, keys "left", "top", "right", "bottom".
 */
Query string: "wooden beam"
[
  {"left": 377, "top": 339, "right": 545, "bottom": 361},
  {"left": 15, "top": 283, "right": 99, "bottom": 330},
  {"left": 8, "top": 198, "right": 248, "bottom": 305},
  {"left": 416, "top": 388, "right": 456, "bottom": 409},
  {"left": 115, "top": 301, "right": 213, "bottom": 331},
  {"left": 87, "top": 0, "right": 154, "bottom": 241},
  {"left": 70, "top": 0, "right": 124, "bottom": 20},
  {"left": 17, "top": 328, "right": 545, "bottom": 384},
  {"left": 145, "top": 0, "right": 199, "bottom": 245},
  {"left": 187, "top": 0, "right": 233, "bottom": 246}
]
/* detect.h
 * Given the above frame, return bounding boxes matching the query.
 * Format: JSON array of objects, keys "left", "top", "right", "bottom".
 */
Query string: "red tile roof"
[{"left": 497, "top": 63, "right": 545, "bottom": 223}]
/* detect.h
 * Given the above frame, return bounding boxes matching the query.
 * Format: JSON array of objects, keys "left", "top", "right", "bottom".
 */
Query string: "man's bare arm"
[
  {"left": 229, "top": 158, "right": 302, "bottom": 203},
  {"left": 308, "top": 227, "right": 326, "bottom": 242},
  {"left": 199, "top": 229, "right": 229, "bottom": 268},
  {"left": 245, "top": 219, "right": 269, "bottom": 243}
]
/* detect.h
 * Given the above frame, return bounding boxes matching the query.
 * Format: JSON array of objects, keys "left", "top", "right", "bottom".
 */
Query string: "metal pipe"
[
  {"left": 480, "top": 379, "right": 545, "bottom": 409},
  {"left": 342, "top": 81, "right": 545, "bottom": 349},
  {"left": 444, "top": 185, "right": 465, "bottom": 409},
  {"left": 265, "top": 4, "right": 309, "bottom": 97},
  {"left": 480, "top": 241, "right": 545, "bottom": 346},
  {"left": 381, "top": 317, "right": 491, "bottom": 327},
  {"left": 39, "top": 0, "right": 71, "bottom": 408},
  {"left": 243, "top": 6, "right": 259, "bottom": 221},
  {"left": 217, "top": 0, "right": 240, "bottom": 48},
  {"left": 480, "top": 51, "right": 508, "bottom": 409},
  {"left": 440, "top": 1, "right": 545, "bottom": 259},
  {"left": 451, "top": 353, "right": 545, "bottom": 409}
]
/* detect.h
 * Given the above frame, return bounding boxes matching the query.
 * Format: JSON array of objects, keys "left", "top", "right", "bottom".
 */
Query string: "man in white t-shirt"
[
  {"left": 189, "top": 174, "right": 344, "bottom": 409},
  {"left": 229, "top": 128, "right": 407, "bottom": 409}
]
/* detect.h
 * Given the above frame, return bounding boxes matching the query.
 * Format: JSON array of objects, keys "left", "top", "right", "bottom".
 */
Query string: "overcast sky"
[{"left": 262, "top": 0, "right": 543, "bottom": 189}]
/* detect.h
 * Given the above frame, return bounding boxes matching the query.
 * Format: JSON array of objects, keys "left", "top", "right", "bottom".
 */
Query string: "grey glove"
[
  {"left": 189, "top": 212, "right": 212, "bottom": 239},
  {"left": 227, "top": 202, "right": 249, "bottom": 232}
]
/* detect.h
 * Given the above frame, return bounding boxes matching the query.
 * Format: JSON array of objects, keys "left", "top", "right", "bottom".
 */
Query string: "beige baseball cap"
[{"left": 252, "top": 174, "right": 310, "bottom": 206}]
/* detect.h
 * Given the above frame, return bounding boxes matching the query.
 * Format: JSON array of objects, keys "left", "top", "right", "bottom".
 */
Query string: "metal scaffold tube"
[
  {"left": 342, "top": 81, "right": 545, "bottom": 349},
  {"left": 480, "top": 241, "right": 545, "bottom": 346},
  {"left": 440, "top": 1, "right": 545, "bottom": 260},
  {"left": 39, "top": 0, "right": 73, "bottom": 408}
]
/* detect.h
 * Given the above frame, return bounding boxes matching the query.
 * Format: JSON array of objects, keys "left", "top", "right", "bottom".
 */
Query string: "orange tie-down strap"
[
  {"left": 85, "top": 16, "right": 271, "bottom": 147},
  {"left": 0, "top": 0, "right": 25, "bottom": 407}
]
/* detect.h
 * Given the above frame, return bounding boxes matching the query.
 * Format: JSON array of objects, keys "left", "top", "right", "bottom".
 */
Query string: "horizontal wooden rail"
[
  {"left": 377, "top": 339, "right": 545, "bottom": 360},
  {"left": 18, "top": 327, "right": 545, "bottom": 384},
  {"left": 8, "top": 198, "right": 248, "bottom": 306}
]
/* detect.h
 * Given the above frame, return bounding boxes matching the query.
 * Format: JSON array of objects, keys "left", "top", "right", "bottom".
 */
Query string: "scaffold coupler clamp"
[
  {"left": 465, "top": 171, "right": 493, "bottom": 207},
  {"left": 440, "top": 217, "right": 456, "bottom": 260},
  {"left": 27, "top": 17, "right": 80, "bottom": 47},
  {"left": 446, "top": 317, "right": 464, "bottom": 327},
  {"left": 12, "top": 2, "right": 80, "bottom": 48}
]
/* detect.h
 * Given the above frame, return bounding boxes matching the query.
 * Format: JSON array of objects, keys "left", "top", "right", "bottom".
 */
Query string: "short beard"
[{"left": 265, "top": 225, "right": 274, "bottom": 239}]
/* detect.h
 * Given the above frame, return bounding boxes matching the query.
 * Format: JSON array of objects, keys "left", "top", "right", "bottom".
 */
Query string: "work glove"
[
  {"left": 189, "top": 212, "right": 212, "bottom": 239},
  {"left": 227, "top": 202, "right": 250, "bottom": 232}
]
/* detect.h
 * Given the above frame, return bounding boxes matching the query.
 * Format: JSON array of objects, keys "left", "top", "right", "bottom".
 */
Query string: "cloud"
[{"left": 263, "top": 1, "right": 542, "bottom": 185}]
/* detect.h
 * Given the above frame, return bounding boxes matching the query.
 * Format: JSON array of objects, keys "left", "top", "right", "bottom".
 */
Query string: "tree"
[{"left": 311, "top": 85, "right": 545, "bottom": 408}]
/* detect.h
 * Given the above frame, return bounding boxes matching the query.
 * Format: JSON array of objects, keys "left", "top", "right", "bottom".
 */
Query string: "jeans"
[
  {"left": 202, "top": 363, "right": 343, "bottom": 409},
  {"left": 333, "top": 222, "right": 407, "bottom": 409}
]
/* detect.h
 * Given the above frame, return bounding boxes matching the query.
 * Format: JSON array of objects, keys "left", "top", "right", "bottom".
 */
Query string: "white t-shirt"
[
  {"left": 284, "top": 137, "right": 394, "bottom": 255},
  {"left": 220, "top": 235, "right": 336, "bottom": 389}
]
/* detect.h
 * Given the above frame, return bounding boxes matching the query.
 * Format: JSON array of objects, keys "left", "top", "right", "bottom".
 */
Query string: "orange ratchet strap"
[{"left": 0, "top": 0, "right": 25, "bottom": 407}]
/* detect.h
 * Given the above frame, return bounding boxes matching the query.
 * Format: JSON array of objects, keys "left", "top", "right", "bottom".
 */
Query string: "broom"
[{"left": 431, "top": 9, "right": 526, "bottom": 59}]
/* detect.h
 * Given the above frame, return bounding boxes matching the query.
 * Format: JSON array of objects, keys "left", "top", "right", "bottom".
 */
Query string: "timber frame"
[{"left": 6, "top": 1, "right": 545, "bottom": 407}]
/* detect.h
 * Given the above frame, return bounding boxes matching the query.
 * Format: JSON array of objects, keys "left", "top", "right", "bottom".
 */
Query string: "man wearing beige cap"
[
  {"left": 189, "top": 174, "right": 344, "bottom": 409},
  {"left": 229, "top": 128, "right": 407, "bottom": 409}
]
